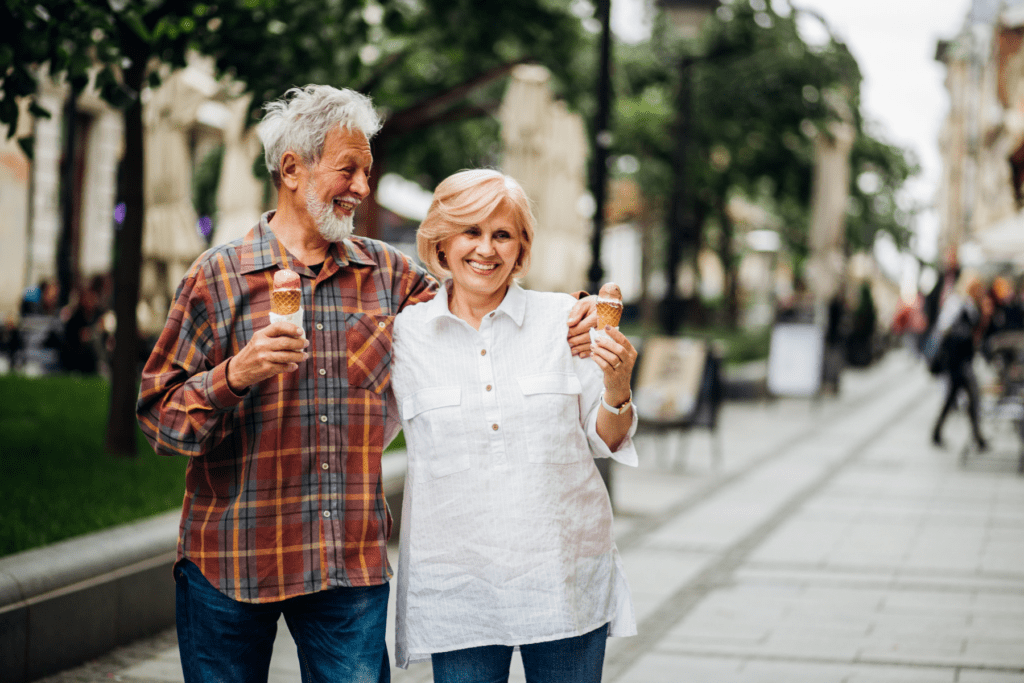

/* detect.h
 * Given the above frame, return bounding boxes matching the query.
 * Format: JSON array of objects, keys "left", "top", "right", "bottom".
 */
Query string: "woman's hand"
[
  {"left": 590, "top": 326, "right": 636, "bottom": 405},
  {"left": 567, "top": 295, "right": 598, "bottom": 357}
]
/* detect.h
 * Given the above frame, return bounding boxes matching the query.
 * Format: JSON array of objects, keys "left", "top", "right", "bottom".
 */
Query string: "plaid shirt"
[{"left": 137, "top": 212, "right": 437, "bottom": 603}]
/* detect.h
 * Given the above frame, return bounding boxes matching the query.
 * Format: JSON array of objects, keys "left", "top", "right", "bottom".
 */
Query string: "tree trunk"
[
  {"left": 105, "top": 38, "right": 147, "bottom": 457},
  {"left": 717, "top": 198, "right": 739, "bottom": 329}
]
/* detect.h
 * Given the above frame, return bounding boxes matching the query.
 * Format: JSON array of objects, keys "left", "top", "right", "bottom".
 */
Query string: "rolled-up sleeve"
[{"left": 574, "top": 355, "right": 639, "bottom": 466}]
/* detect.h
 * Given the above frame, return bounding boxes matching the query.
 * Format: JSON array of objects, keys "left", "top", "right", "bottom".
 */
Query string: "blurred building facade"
[
  {"left": 937, "top": 0, "right": 1024, "bottom": 268},
  {"left": 0, "top": 55, "right": 250, "bottom": 333}
]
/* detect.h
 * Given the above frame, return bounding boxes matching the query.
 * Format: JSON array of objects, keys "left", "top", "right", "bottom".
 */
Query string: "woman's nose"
[{"left": 475, "top": 237, "right": 495, "bottom": 255}]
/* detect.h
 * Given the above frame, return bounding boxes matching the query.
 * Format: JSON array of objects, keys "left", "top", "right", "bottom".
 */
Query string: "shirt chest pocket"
[
  {"left": 346, "top": 313, "right": 394, "bottom": 394},
  {"left": 401, "top": 386, "right": 473, "bottom": 480},
  {"left": 517, "top": 372, "right": 586, "bottom": 464}
]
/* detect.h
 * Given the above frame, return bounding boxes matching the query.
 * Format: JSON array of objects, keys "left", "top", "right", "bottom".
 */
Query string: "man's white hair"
[{"left": 258, "top": 85, "right": 382, "bottom": 187}]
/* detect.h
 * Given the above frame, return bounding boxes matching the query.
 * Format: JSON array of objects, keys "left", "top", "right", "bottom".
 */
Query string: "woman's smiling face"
[{"left": 442, "top": 203, "right": 521, "bottom": 302}]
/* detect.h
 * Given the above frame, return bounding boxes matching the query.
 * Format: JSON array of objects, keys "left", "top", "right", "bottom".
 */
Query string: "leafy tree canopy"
[{"left": 610, "top": 0, "right": 917, "bottom": 264}]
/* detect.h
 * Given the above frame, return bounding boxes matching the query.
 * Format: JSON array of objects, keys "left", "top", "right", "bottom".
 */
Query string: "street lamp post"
[
  {"left": 658, "top": 0, "right": 718, "bottom": 334},
  {"left": 587, "top": 0, "right": 613, "bottom": 295}
]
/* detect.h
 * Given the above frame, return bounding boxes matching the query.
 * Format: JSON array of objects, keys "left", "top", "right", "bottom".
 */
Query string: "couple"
[{"left": 137, "top": 84, "right": 638, "bottom": 683}]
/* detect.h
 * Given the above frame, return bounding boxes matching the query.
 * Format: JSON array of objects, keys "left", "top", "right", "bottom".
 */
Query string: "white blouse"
[{"left": 390, "top": 282, "right": 638, "bottom": 668}]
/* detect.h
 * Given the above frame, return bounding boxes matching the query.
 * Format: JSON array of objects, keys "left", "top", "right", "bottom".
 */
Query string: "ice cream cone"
[
  {"left": 597, "top": 300, "right": 622, "bottom": 329},
  {"left": 271, "top": 290, "right": 301, "bottom": 315}
]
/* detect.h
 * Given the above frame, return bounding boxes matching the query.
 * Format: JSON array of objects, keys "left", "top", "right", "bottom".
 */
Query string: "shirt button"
[
  {"left": 486, "top": 385, "right": 492, "bottom": 391},
  {"left": 492, "top": 423, "right": 499, "bottom": 431},
  {"left": 316, "top": 323, "right": 324, "bottom": 330},
  {"left": 323, "top": 510, "right": 331, "bottom": 518},
  {"left": 321, "top": 462, "right": 329, "bottom": 470},
  {"left": 480, "top": 349, "right": 487, "bottom": 356},
  {"left": 319, "top": 368, "right": 326, "bottom": 376},
  {"left": 320, "top": 415, "right": 328, "bottom": 423},
  {"left": 378, "top": 321, "right": 386, "bottom": 329}
]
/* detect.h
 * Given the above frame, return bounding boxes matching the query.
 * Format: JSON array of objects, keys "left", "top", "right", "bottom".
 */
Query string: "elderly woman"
[{"left": 390, "top": 169, "right": 638, "bottom": 683}]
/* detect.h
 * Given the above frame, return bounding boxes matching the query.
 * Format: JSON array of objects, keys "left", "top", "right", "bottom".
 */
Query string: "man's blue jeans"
[
  {"left": 174, "top": 560, "right": 390, "bottom": 683},
  {"left": 430, "top": 623, "right": 609, "bottom": 683}
]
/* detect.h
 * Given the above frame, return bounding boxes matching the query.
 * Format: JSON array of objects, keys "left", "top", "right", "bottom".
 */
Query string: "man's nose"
[{"left": 349, "top": 170, "right": 370, "bottom": 199}]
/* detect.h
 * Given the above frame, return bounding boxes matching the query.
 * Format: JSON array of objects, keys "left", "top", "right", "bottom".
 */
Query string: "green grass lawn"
[
  {"left": 0, "top": 374, "right": 407, "bottom": 557},
  {"left": 0, "top": 374, "right": 186, "bottom": 557}
]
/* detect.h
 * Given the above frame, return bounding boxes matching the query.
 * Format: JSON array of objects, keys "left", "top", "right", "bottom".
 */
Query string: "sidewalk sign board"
[{"left": 767, "top": 322, "right": 824, "bottom": 397}]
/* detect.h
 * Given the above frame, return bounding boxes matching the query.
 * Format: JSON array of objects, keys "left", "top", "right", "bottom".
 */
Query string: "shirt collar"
[
  {"left": 423, "top": 280, "right": 527, "bottom": 327},
  {"left": 238, "top": 211, "right": 375, "bottom": 276}
]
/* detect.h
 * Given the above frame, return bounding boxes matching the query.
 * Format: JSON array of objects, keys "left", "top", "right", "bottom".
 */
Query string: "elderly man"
[{"left": 137, "top": 85, "right": 596, "bottom": 683}]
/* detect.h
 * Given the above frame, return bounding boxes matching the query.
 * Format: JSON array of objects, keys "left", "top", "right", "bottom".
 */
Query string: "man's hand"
[
  {"left": 567, "top": 295, "right": 598, "bottom": 357},
  {"left": 226, "top": 322, "right": 308, "bottom": 393}
]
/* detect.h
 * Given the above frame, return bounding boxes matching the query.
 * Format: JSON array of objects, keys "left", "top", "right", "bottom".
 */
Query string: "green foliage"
[
  {"left": 610, "top": 1, "right": 918, "bottom": 270},
  {"left": 0, "top": 1, "right": 214, "bottom": 132},
  {"left": 0, "top": 374, "right": 185, "bottom": 556},
  {"left": 187, "top": 0, "right": 592, "bottom": 189}
]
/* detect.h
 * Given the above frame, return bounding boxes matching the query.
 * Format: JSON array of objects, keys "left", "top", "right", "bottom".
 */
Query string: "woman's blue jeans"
[
  {"left": 174, "top": 560, "right": 390, "bottom": 683},
  {"left": 430, "top": 623, "right": 609, "bottom": 683}
]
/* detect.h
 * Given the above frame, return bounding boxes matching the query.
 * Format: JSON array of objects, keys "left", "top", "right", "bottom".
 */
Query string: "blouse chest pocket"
[
  {"left": 345, "top": 313, "right": 394, "bottom": 394},
  {"left": 517, "top": 372, "right": 587, "bottom": 464},
  {"left": 401, "top": 386, "right": 472, "bottom": 480}
]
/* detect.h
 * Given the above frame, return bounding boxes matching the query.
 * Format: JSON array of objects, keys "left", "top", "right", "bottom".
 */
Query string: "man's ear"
[{"left": 279, "top": 151, "right": 304, "bottom": 191}]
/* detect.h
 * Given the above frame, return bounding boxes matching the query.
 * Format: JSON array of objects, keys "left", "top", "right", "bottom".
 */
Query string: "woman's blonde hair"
[{"left": 417, "top": 169, "right": 535, "bottom": 283}]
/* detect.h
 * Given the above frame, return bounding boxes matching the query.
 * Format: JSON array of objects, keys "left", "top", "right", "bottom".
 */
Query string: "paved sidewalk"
[{"left": 40, "top": 351, "right": 1024, "bottom": 682}]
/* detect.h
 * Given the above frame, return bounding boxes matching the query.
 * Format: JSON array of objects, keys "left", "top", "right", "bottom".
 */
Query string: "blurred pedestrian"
[
  {"left": 390, "top": 169, "right": 638, "bottom": 682},
  {"left": 0, "top": 314, "right": 22, "bottom": 371},
  {"left": 59, "top": 277, "right": 105, "bottom": 374},
  {"left": 17, "top": 278, "right": 63, "bottom": 374},
  {"left": 932, "top": 276, "right": 989, "bottom": 450},
  {"left": 136, "top": 87, "right": 597, "bottom": 683}
]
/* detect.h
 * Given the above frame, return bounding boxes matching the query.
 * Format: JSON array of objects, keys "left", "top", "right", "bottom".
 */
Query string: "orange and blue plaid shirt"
[{"left": 137, "top": 212, "right": 437, "bottom": 603}]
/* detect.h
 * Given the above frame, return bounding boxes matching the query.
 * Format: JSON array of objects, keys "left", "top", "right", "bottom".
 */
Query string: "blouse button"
[
  {"left": 321, "top": 462, "right": 329, "bottom": 470},
  {"left": 323, "top": 510, "right": 331, "bottom": 518},
  {"left": 491, "top": 423, "right": 499, "bottom": 431},
  {"left": 319, "top": 368, "right": 326, "bottom": 376},
  {"left": 486, "top": 385, "right": 492, "bottom": 391},
  {"left": 378, "top": 321, "right": 386, "bottom": 329},
  {"left": 480, "top": 349, "right": 487, "bottom": 356},
  {"left": 316, "top": 323, "right": 324, "bottom": 331},
  {"left": 320, "top": 415, "right": 328, "bottom": 423}
]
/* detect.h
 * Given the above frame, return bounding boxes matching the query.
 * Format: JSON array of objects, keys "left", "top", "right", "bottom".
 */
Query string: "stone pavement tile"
[
  {"left": 968, "top": 615, "right": 1024, "bottom": 640},
  {"left": 741, "top": 658, "right": 954, "bottom": 683},
  {"left": 961, "top": 638, "right": 1024, "bottom": 668},
  {"left": 979, "top": 549, "right": 1024, "bottom": 573},
  {"left": 840, "top": 664, "right": 956, "bottom": 682},
  {"left": 120, "top": 652, "right": 181, "bottom": 682},
  {"left": 957, "top": 669, "right": 1024, "bottom": 682},
  {"left": 868, "top": 613, "right": 971, "bottom": 641},
  {"left": 616, "top": 652, "right": 745, "bottom": 682},
  {"left": 880, "top": 590, "right": 974, "bottom": 615},
  {"left": 971, "top": 592, "right": 1024, "bottom": 616},
  {"left": 856, "top": 638, "right": 968, "bottom": 667},
  {"left": 617, "top": 546, "right": 708, "bottom": 589},
  {"left": 641, "top": 458, "right": 823, "bottom": 551},
  {"left": 747, "top": 518, "right": 846, "bottom": 564}
]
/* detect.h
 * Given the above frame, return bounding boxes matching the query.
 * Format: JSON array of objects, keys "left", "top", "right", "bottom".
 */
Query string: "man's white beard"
[{"left": 306, "top": 185, "right": 355, "bottom": 242}]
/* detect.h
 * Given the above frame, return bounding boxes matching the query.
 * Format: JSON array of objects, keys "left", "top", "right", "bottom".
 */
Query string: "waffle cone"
[
  {"left": 597, "top": 300, "right": 622, "bottom": 328},
  {"left": 271, "top": 290, "right": 301, "bottom": 315}
]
